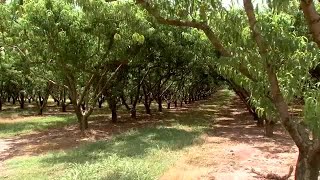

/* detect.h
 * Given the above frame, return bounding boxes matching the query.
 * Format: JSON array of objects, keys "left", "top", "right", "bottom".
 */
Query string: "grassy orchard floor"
[
  {"left": 0, "top": 90, "right": 298, "bottom": 180},
  {"left": 0, "top": 116, "right": 76, "bottom": 138},
  {"left": 0, "top": 91, "right": 226, "bottom": 180}
]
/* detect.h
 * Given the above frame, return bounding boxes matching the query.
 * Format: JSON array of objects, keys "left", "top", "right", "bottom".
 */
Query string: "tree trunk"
[
  {"left": 80, "top": 116, "right": 89, "bottom": 131},
  {"left": 0, "top": 98, "right": 2, "bottom": 111},
  {"left": 61, "top": 89, "right": 67, "bottom": 112},
  {"left": 98, "top": 100, "right": 103, "bottom": 108},
  {"left": 243, "top": 1, "right": 320, "bottom": 179},
  {"left": 74, "top": 106, "right": 89, "bottom": 131},
  {"left": 38, "top": 107, "right": 43, "bottom": 115},
  {"left": 20, "top": 92, "right": 25, "bottom": 109},
  {"left": 295, "top": 152, "right": 320, "bottom": 180},
  {"left": 107, "top": 97, "right": 118, "bottom": 123},
  {"left": 180, "top": 101, "right": 183, "bottom": 107},
  {"left": 265, "top": 120, "right": 275, "bottom": 137},
  {"left": 111, "top": 107, "right": 117, "bottom": 123},
  {"left": 130, "top": 96, "right": 133, "bottom": 105},
  {"left": 131, "top": 108, "right": 137, "bottom": 119},
  {"left": 158, "top": 96, "right": 162, "bottom": 112},
  {"left": 120, "top": 95, "right": 130, "bottom": 111},
  {"left": 12, "top": 96, "right": 16, "bottom": 104},
  {"left": 38, "top": 96, "right": 44, "bottom": 115},
  {"left": 167, "top": 102, "right": 170, "bottom": 109},
  {"left": 143, "top": 97, "right": 151, "bottom": 115},
  {"left": 142, "top": 85, "right": 151, "bottom": 114},
  {"left": 255, "top": 116, "right": 264, "bottom": 127},
  {"left": 145, "top": 103, "right": 151, "bottom": 114},
  {"left": 300, "top": 1, "right": 320, "bottom": 48},
  {"left": 61, "top": 102, "right": 67, "bottom": 112},
  {"left": 174, "top": 101, "right": 177, "bottom": 108}
]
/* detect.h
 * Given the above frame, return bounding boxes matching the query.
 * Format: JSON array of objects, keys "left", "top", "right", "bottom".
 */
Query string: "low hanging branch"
[{"left": 251, "top": 166, "right": 293, "bottom": 180}]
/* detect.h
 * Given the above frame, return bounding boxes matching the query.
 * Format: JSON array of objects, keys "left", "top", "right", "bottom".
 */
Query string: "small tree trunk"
[
  {"left": 12, "top": 96, "right": 16, "bottom": 104},
  {"left": 61, "top": 102, "right": 67, "bottom": 112},
  {"left": 180, "top": 101, "right": 183, "bottom": 107},
  {"left": 98, "top": 100, "right": 103, "bottom": 108},
  {"left": 0, "top": 98, "right": 2, "bottom": 111},
  {"left": 61, "top": 89, "right": 67, "bottom": 112},
  {"left": 130, "top": 96, "right": 133, "bottom": 105},
  {"left": 120, "top": 95, "right": 130, "bottom": 111},
  {"left": 167, "top": 102, "right": 170, "bottom": 109},
  {"left": 131, "top": 108, "right": 137, "bottom": 119},
  {"left": 111, "top": 107, "right": 117, "bottom": 123},
  {"left": 143, "top": 97, "right": 151, "bottom": 115},
  {"left": 80, "top": 116, "right": 89, "bottom": 131},
  {"left": 295, "top": 152, "right": 320, "bottom": 180},
  {"left": 20, "top": 93, "right": 25, "bottom": 109},
  {"left": 158, "top": 97, "right": 162, "bottom": 112},
  {"left": 107, "top": 97, "right": 118, "bottom": 123},
  {"left": 174, "top": 101, "right": 177, "bottom": 108},
  {"left": 255, "top": 116, "right": 264, "bottom": 127},
  {"left": 265, "top": 120, "right": 275, "bottom": 137},
  {"left": 145, "top": 104, "right": 151, "bottom": 114},
  {"left": 74, "top": 106, "right": 89, "bottom": 131},
  {"left": 138, "top": 95, "right": 143, "bottom": 103},
  {"left": 38, "top": 107, "right": 43, "bottom": 115}
]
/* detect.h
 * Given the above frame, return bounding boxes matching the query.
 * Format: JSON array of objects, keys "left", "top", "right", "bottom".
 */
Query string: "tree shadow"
[{"left": 40, "top": 127, "right": 202, "bottom": 165}]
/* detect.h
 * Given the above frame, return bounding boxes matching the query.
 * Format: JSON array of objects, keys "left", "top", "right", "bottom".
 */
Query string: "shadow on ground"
[
  {"left": 41, "top": 126, "right": 203, "bottom": 165},
  {"left": 0, "top": 96, "right": 217, "bottom": 161}
]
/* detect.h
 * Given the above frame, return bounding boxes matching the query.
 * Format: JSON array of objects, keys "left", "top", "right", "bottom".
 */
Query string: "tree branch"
[
  {"left": 135, "top": 0, "right": 230, "bottom": 56},
  {"left": 135, "top": 0, "right": 256, "bottom": 82},
  {"left": 243, "top": 0, "right": 309, "bottom": 150},
  {"left": 300, "top": 0, "right": 320, "bottom": 47}
]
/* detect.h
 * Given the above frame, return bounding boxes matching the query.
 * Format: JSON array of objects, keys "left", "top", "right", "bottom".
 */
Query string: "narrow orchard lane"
[{"left": 161, "top": 90, "right": 298, "bottom": 180}]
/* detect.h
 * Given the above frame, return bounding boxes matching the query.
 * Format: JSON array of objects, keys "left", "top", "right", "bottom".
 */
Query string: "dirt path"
[{"left": 160, "top": 91, "right": 298, "bottom": 180}]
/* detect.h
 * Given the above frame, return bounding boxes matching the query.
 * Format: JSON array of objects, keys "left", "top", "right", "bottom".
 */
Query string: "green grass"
[
  {"left": 0, "top": 115, "right": 76, "bottom": 138},
  {"left": 0, "top": 108, "right": 36, "bottom": 118},
  {"left": 2, "top": 124, "right": 206, "bottom": 180}
]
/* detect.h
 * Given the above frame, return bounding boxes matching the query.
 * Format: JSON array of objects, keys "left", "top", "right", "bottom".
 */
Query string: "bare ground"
[{"left": 160, "top": 92, "right": 298, "bottom": 180}]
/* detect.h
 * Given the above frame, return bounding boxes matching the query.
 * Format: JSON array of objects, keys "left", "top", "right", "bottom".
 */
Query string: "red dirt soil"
[{"left": 160, "top": 92, "right": 297, "bottom": 180}]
